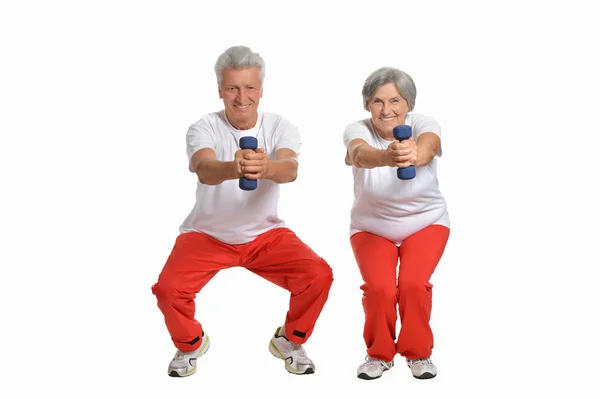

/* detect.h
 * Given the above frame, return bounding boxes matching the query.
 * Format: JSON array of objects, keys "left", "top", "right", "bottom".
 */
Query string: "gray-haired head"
[
  {"left": 362, "top": 67, "right": 417, "bottom": 111},
  {"left": 214, "top": 45, "right": 265, "bottom": 87}
]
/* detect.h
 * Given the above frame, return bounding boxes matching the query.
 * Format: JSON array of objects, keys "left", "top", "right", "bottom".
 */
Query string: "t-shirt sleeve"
[
  {"left": 186, "top": 117, "right": 217, "bottom": 172},
  {"left": 343, "top": 121, "right": 370, "bottom": 149},
  {"left": 413, "top": 115, "right": 443, "bottom": 157},
  {"left": 272, "top": 116, "right": 302, "bottom": 156}
]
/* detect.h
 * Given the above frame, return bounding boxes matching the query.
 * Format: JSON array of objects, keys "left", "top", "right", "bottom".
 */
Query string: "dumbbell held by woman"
[{"left": 392, "top": 125, "right": 416, "bottom": 180}]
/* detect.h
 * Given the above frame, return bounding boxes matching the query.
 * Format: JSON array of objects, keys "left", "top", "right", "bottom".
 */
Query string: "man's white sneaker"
[
  {"left": 168, "top": 333, "right": 210, "bottom": 377},
  {"left": 406, "top": 358, "right": 437, "bottom": 379},
  {"left": 269, "top": 326, "right": 315, "bottom": 375},
  {"left": 357, "top": 356, "right": 394, "bottom": 380}
]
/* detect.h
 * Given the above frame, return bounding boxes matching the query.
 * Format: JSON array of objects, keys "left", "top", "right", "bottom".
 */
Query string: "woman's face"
[{"left": 367, "top": 83, "right": 410, "bottom": 139}]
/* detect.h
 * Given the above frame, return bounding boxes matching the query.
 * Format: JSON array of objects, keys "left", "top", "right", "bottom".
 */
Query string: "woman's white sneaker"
[
  {"left": 357, "top": 356, "right": 394, "bottom": 380},
  {"left": 406, "top": 358, "right": 437, "bottom": 379}
]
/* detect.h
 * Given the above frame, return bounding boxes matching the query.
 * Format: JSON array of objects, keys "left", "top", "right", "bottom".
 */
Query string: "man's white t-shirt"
[
  {"left": 179, "top": 110, "right": 301, "bottom": 245},
  {"left": 343, "top": 112, "right": 450, "bottom": 245}
]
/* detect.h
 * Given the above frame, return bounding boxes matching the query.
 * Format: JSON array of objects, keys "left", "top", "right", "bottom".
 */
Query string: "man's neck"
[{"left": 226, "top": 110, "right": 258, "bottom": 130}]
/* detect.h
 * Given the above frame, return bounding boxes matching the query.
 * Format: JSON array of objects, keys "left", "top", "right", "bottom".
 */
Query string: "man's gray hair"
[
  {"left": 362, "top": 67, "right": 417, "bottom": 111},
  {"left": 214, "top": 45, "right": 265, "bottom": 87}
]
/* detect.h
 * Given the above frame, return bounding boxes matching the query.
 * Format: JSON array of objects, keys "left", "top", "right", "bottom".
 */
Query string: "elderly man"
[{"left": 152, "top": 45, "right": 333, "bottom": 378}]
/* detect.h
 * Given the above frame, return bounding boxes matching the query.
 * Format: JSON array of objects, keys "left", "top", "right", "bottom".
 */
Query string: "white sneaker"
[
  {"left": 168, "top": 333, "right": 210, "bottom": 377},
  {"left": 406, "top": 358, "right": 437, "bottom": 379},
  {"left": 269, "top": 326, "right": 315, "bottom": 374},
  {"left": 357, "top": 356, "right": 394, "bottom": 380}
]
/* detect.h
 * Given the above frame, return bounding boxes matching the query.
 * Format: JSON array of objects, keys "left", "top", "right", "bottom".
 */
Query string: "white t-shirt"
[
  {"left": 179, "top": 110, "right": 301, "bottom": 245},
  {"left": 343, "top": 112, "right": 450, "bottom": 245}
]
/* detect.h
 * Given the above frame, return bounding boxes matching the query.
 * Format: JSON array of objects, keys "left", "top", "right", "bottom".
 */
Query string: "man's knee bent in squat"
[{"left": 304, "top": 257, "right": 334, "bottom": 292}]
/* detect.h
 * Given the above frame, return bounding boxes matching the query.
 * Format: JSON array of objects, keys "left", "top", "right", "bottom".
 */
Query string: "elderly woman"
[{"left": 343, "top": 67, "right": 450, "bottom": 380}]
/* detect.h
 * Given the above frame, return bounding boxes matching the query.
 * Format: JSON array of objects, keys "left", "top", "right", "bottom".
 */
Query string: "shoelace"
[
  {"left": 365, "top": 356, "right": 391, "bottom": 369},
  {"left": 173, "top": 350, "right": 195, "bottom": 361},
  {"left": 289, "top": 342, "right": 308, "bottom": 359},
  {"left": 278, "top": 337, "right": 309, "bottom": 361},
  {"left": 409, "top": 358, "right": 431, "bottom": 367}
]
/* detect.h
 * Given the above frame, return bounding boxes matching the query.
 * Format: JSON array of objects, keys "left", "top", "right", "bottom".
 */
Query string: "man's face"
[{"left": 219, "top": 67, "right": 263, "bottom": 130}]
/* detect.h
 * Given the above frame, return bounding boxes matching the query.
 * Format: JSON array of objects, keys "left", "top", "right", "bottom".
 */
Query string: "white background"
[{"left": 1, "top": 0, "right": 599, "bottom": 397}]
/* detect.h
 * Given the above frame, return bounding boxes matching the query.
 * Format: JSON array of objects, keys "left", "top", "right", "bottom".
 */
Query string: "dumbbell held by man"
[
  {"left": 239, "top": 136, "right": 258, "bottom": 190},
  {"left": 392, "top": 125, "right": 416, "bottom": 180}
]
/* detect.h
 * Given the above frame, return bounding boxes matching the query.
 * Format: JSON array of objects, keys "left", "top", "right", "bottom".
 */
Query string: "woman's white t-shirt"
[{"left": 343, "top": 112, "right": 450, "bottom": 245}]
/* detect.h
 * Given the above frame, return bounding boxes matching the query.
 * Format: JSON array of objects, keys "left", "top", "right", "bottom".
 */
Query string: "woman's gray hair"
[
  {"left": 362, "top": 67, "right": 417, "bottom": 111},
  {"left": 214, "top": 45, "right": 266, "bottom": 87}
]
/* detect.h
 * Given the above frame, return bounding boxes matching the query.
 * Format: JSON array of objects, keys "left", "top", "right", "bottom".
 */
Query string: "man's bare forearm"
[
  {"left": 195, "top": 159, "right": 239, "bottom": 185},
  {"left": 263, "top": 159, "right": 298, "bottom": 183}
]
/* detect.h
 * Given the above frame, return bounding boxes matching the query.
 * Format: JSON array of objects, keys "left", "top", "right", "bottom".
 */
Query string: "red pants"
[
  {"left": 152, "top": 227, "right": 333, "bottom": 351},
  {"left": 350, "top": 224, "right": 450, "bottom": 362}
]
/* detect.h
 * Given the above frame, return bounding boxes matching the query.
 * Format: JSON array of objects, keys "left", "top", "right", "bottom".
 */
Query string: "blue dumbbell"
[
  {"left": 239, "top": 136, "right": 258, "bottom": 190},
  {"left": 392, "top": 125, "right": 416, "bottom": 180}
]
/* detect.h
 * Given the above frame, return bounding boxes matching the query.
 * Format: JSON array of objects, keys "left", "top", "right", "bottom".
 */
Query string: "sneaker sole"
[
  {"left": 357, "top": 372, "right": 382, "bottom": 380},
  {"left": 268, "top": 339, "right": 315, "bottom": 375},
  {"left": 413, "top": 372, "right": 436, "bottom": 379},
  {"left": 168, "top": 335, "right": 211, "bottom": 378}
]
